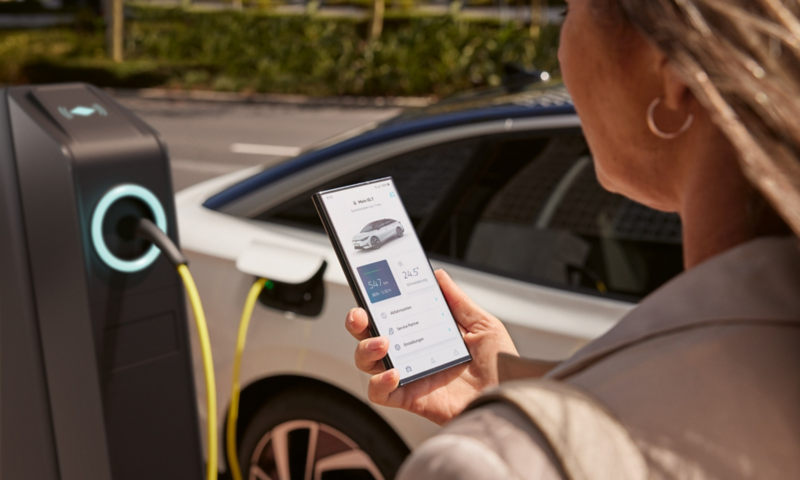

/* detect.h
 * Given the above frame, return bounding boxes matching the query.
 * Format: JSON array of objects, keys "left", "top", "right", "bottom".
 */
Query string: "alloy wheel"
[{"left": 249, "top": 420, "right": 385, "bottom": 480}]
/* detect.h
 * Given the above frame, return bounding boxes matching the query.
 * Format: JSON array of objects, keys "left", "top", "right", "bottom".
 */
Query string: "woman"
[{"left": 346, "top": 0, "right": 800, "bottom": 477}]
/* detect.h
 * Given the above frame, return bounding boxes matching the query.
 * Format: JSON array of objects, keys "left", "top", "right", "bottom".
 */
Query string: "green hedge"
[
  {"left": 129, "top": 6, "right": 560, "bottom": 96},
  {"left": 2, "top": 6, "right": 561, "bottom": 97}
]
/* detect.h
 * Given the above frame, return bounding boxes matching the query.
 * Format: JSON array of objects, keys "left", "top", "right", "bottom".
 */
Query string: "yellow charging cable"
[
  {"left": 177, "top": 264, "right": 218, "bottom": 480},
  {"left": 135, "top": 218, "right": 218, "bottom": 480},
  {"left": 227, "top": 278, "right": 268, "bottom": 480}
]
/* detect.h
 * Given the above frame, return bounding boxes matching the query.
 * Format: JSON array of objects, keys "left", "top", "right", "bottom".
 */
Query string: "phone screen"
[{"left": 317, "top": 178, "right": 471, "bottom": 384}]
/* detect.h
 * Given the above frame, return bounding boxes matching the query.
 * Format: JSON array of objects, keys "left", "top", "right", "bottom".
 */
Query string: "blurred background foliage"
[{"left": 0, "top": 4, "right": 562, "bottom": 97}]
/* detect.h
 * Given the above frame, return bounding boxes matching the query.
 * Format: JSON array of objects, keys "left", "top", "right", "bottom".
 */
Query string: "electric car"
[
  {"left": 353, "top": 219, "right": 404, "bottom": 249},
  {"left": 176, "top": 82, "right": 685, "bottom": 480}
]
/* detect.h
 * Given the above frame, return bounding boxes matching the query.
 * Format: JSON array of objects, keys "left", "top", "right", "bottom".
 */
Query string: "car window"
[
  {"left": 254, "top": 129, "right": 682, "bottom": 298},
  {"left": 426, "top": 132, "right": 683, "bottom": 299},
  {"left": 360, "top": 221, "right": 378, "bottom": 233},
  {"left": 253, "top": 138, "right": 483, "bottom": 232}
]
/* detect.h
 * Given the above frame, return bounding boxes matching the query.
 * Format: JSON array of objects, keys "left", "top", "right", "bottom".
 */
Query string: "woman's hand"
[{"left": 345, "top": 269, "right": 518, "bottom": 425}]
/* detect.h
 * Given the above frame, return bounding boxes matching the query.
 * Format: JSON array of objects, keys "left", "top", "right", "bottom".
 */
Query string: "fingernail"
[
  {"left": 346, "top": 309, "right": 355, "bottom": 324},
  {"left": 368, "top": 338, "right": 385, "bottom": 350},
  {"left": 383, "top": 369, "right": 396, "bottom": 382}
]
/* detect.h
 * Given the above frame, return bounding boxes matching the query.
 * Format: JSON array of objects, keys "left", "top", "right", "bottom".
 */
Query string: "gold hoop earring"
[{"left": 647, "top": 97, "right": 694, "bottom": 139}]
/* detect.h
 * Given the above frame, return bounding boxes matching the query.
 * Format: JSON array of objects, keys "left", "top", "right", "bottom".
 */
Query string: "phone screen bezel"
[{"left": 313, "top": 176, "right": 472, "bottom": 386}]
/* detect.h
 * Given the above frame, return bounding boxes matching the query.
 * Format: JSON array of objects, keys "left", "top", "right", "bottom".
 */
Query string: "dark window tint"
[
  {"left": 426, "top": 133, "right": 683, "bottom": 298},
  {"left": 254, "top": 138, "right": 482, "bottom": 232}
]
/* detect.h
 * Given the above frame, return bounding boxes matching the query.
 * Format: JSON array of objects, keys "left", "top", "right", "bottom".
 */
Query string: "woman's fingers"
[
  {"left": 434, "top": 269, "right": 491, "bottom": 330},
  {"left": 349, "top": 273, "right": 483, "bottom": 336},
  {"left": 355, "top": 336, "right": 389, "bottom": 374},
  {"left": 348, "top": 308, "right": 390, "bottom": 374},
  {"left": 368, "top": 369, "right": 402, "bottom": 407},
  {"left": 345, "top": 308, "right": 372, "bottom": 341}
]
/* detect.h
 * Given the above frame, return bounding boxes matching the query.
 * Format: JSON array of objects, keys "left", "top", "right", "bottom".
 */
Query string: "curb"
[{"left": 105, "top": 87, "right": 435, "bottom": 108}]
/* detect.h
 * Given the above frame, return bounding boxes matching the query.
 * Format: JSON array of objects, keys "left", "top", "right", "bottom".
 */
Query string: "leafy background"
[{"left": 0, "top": 5, "right": 562, "bottom": 97}]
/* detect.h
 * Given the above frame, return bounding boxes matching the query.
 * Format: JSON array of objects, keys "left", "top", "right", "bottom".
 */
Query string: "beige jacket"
[{"left": 398, "top": 237, "right": 800, "bottom": 480}]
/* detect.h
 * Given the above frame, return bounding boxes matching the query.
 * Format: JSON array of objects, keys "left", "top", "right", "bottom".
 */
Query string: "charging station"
[{"left": 0, "top": 84, "right": 204, "bottom": 479}]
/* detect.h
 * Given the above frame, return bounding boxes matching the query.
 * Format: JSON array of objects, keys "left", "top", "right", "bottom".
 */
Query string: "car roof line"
[{"left": 202, "top": 104, "right": 576, "bottom": 211}]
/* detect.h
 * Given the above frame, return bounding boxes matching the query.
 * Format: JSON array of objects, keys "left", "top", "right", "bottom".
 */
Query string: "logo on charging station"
[{"left": 58, "top": 103, "right": 108, "bottom": 120}]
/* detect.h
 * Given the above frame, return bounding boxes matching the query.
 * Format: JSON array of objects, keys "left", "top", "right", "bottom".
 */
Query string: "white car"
[
  {"left": 353, "top": 219, "right": 404, "bottom": 250},
  {"left": 176, "top": 84, "right": 684, "bottom": 480}
]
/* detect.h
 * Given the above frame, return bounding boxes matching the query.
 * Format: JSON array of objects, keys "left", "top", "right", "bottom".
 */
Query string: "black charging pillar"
[{"left": 0, "top": 84, "right": 204, "bottom": 480}]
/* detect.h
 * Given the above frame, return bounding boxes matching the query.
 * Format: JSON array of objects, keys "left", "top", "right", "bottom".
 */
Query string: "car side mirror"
[{"left": 236, "top": 242, "right": 327, "bottom": 317}]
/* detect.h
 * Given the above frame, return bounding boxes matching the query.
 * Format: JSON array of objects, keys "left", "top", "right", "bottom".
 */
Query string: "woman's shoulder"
[
  {"left": 549, "top": 236, "right": 800, "bottom": 479},
  {"left": 620, "top": 235, "right": 800, "bottom": 331},
  {"left": 550, "top": 235, "right": 800, "bottom": 378}
]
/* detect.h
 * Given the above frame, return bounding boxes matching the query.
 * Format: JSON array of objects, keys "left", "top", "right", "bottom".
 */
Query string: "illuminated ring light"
[{"left": 91, "top": 184, "right": 167, "bottom": 273}]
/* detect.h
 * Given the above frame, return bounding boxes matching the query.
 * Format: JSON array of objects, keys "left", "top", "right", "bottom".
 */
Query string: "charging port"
[
  {"left": 92, "top": 184, "right": 167, "bottom": 273},
  {"left": 104, "top": 197, "right": 155, "bottom": 260}
]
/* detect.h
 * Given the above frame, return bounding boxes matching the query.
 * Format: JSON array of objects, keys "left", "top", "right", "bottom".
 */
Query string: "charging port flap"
[
  {"left": 236, "top": 242, "right": 328, "bottom": 317},
  {"left": 236, "top": 242, "right": 325, "bottom": 284}
]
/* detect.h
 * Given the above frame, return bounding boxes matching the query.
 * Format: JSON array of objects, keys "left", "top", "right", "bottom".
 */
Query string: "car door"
[
  {"left": 383, "top": 219, "right": 398, "bottom": 242},
  {"left": 376, "top": 219, "right": 389, "bottom": 243}
]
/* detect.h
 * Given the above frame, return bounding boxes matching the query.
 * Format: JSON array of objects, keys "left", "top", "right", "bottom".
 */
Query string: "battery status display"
[{"left": 357, "top": 260, "right": 401, "bottom": 303}]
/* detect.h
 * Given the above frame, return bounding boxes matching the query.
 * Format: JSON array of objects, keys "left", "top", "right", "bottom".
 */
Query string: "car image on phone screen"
[{"left": 313, "top": 177, "right": 472, "bottom": 385}]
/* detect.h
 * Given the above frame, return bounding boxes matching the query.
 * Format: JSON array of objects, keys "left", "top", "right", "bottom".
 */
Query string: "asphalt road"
[{"left": 115, "top": 96, "right": 401, "bottom": 192}]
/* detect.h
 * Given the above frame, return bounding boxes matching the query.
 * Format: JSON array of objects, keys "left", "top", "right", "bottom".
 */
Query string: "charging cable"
[
  {"left": 136, "top": 218, "right": 218, "bottom": 480},
  {"left": 226, "top": 277, "right": 267, "bottom": 480}
]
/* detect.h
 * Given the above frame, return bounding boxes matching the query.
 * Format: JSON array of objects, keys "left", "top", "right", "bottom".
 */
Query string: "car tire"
[
  {"left": 370, "top": 236, "right": 381, "bottom": 249},
  {"left": 396, "top": 227, "right": 403, "bottom": 238},
  {"left": 238, "top": 387, "right": 409, "bottom": 480}
]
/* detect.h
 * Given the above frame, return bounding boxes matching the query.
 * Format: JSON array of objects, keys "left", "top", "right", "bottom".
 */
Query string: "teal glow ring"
[{"left": 91, "top": 184, "right": 167, "bottom": 273}]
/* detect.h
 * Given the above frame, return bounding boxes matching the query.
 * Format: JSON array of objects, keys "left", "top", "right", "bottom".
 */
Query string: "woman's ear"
[{"left": 660, "top": 60, "right": 693, "bottom": 112}]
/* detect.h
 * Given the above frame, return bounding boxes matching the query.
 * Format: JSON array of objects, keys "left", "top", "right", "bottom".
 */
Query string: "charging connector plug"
[{"left": 135, "top": 218, "right": 187, "bottom": 267}]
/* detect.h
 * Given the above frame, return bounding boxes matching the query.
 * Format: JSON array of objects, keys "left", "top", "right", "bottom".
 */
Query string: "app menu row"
[{"left": 394, "top": 337, "right": 468, "bottom": 377}]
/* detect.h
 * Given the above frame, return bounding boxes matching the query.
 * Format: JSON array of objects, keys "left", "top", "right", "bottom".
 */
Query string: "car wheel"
[
  {"left": 395, "top": 227, "right": 403, "bottom": 238},
  {"left": 370, "top": 236, "right": 381, "bottom": 249},
  {"left": 238, "top": 387, "right": 409, "bottom": 480}
]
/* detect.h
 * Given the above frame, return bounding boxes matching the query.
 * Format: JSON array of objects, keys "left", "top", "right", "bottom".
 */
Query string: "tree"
[
  {"left": 370, "top": 0, "right": 384, "bottom": 41},
  {"left": 104, "top": 0, "right": 123, "bottom": 62},
  {"left": 530, "top": 0, "right": 546, "bottom": 38}
]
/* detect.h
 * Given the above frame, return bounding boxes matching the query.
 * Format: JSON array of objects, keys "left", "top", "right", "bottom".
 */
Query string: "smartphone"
[{"left": 313, "top": 177, "right": 472, "bottom": 385}]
